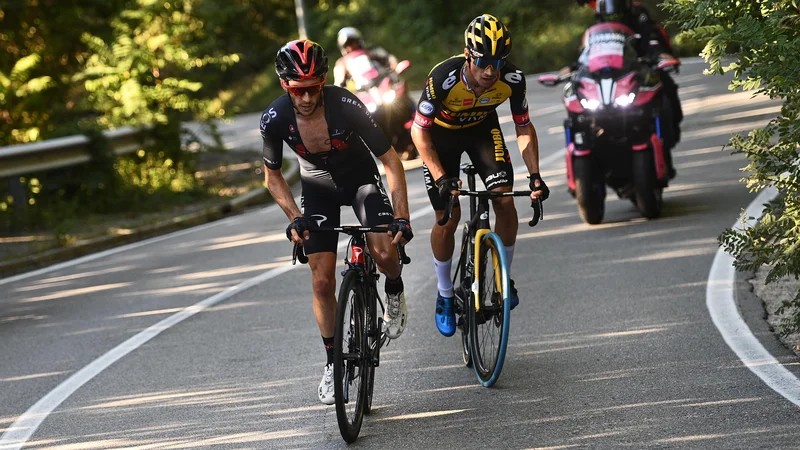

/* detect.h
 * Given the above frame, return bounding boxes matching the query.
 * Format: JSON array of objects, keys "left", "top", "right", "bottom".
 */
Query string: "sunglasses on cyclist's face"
[
  {"left": 472, "top": 57, "right": 505, "bottom": 71},
  {"left": 286, "top": 82, "right": 324, "bottom": 97}
]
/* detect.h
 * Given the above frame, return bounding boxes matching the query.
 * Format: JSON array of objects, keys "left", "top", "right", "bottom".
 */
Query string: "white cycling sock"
[
  {"left": 434, "top": 257, "right": 454, "bottom": 298},
  {"left": 505, "top": 244, "right": 515, "bottom": 269}
]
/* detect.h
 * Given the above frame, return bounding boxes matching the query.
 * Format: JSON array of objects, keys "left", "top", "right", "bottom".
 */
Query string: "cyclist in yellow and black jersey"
[
  {"left": 413, "top": 55, "right": 530, "bottom": 131},
  {"left": 411, "top": 14, "right": 550, "bottom": 338}
]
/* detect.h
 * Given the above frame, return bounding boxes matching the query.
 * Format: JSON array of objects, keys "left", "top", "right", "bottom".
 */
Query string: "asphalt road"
[{"left": 2, "top": 62, "right": 799, "bottom": 450}]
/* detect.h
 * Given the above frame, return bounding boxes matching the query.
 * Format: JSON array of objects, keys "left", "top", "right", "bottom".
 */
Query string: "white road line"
[
  {"left": 0, "top": 148, "right": 562, "bottom": 449},
  {"left": 707, "top": 186, "right": 800, "bottom": 407}
]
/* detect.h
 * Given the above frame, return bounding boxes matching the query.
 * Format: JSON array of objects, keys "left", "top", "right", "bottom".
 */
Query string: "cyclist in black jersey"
[
  {"left": 411, "top": 14, "right": 550, "bottom": 337},
  {"left": 262, "top": 40, "right": 413, "bottom": 405}
]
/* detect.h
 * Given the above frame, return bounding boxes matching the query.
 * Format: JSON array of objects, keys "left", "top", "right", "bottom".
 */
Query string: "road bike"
[
  {"left": 293, "top": 227, "right": 410, "bottom": 442},
  {"left": 440, "top": 164, "right": 542, "bottom": 387}
]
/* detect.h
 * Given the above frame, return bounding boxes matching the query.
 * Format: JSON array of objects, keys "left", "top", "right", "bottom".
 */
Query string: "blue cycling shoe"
[
  {"left": 509, "top": 279, "right": 519, "bottom": 310},
  {"left": 435, "top": 294, "right": 456, "bottom": 337}
]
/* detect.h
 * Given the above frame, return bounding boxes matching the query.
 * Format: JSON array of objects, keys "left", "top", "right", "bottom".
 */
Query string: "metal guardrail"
[{"left": 0, "top": 126, "right": 149, "bottom": 178}]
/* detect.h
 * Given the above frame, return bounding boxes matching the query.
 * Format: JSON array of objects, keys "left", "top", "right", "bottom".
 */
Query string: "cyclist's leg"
[
  {"left": 302, "top": 184, "right": 342, "bottom": 343},
  {"left": 353, "top": 175, "right": 408, "bottom": 338},
  {"left": 353, "top": 174, "right": 399, "bottom": 278},
  {"left": 422, "top": 127, "right": 463, "bottom": 336},
  {"left": 467, "top": 114, "right": 518, "bottom": 257},
  {"left": 423, "top": 128, "right": 463, "bottom": 294}
]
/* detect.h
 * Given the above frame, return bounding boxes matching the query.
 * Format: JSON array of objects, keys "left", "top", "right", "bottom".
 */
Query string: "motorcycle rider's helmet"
[
  {"left": 464, "top": 14, "right": 511, "bottom": 60},
  {"left": 275, "top": 40, "right": 329, "bottom": 82},
  {"left": 596, "top": 0, "right": 632, "bottom": 22},
  {"left": 337, "top": 27, "right": 365, "bottom": 56}
]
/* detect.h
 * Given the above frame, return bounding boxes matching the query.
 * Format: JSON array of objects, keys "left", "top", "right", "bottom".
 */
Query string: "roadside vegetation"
[
  {"left": 665, "top": 0, "right": 800, "bottom": 336},
  {"left": 1, "top": 0, "right": 702, "bottom": 235}
]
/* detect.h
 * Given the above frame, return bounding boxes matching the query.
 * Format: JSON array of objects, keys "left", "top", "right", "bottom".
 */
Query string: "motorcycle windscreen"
[{"left": 579, "top": 23, "right": 636, "bottom": 73}]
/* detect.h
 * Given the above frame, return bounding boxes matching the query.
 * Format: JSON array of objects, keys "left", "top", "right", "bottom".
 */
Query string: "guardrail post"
[{"left": 7, "top": 176, "right": 27, "bottom": 220}]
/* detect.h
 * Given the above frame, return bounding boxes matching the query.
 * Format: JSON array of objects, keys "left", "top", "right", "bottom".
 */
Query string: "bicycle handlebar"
[
  {"left": 291, "top": 226, "right": 411, "bottom": 265},
  {"left": 437, "top": 190, "right": 544, "bottom": 227}
]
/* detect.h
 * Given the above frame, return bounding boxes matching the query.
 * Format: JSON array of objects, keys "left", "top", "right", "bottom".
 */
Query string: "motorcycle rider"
[
  {"left": 562, "top": 0, "right": 682, "bottom": 178},
  {"left": 333, "top": 27, "right": 399, "bottom": 89},
  {"left": 334, "top": 27, "right": 418, "bottom": 160}
]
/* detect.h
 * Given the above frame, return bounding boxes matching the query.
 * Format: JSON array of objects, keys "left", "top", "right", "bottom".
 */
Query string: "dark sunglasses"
[
  {"left": 472, "top": 57, "right": 505, "bottom": 70},
  {"left": 287, "top": 82, "right": 324, "bottom": 97}
]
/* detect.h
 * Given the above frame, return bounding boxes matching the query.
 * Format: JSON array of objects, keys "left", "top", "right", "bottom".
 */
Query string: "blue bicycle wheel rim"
[{"left": 471, "top": 232, "right": 511, "bottom": 387}]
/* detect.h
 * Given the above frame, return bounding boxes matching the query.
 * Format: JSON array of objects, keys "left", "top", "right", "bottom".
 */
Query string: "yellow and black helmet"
[{"left": 464, "top": 14, "right": 512, "bottom": 59}]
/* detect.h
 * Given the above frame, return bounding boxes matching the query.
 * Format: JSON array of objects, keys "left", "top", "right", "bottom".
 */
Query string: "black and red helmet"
[{"left": 275, "top": 40, "right": 329, "bottom": 82}]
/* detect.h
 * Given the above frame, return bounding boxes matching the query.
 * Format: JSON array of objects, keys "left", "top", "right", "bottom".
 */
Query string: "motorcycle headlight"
[
  {"left": 382, "top": 90, "right": 396, "bottom": 103},
  {"left": 614, "top": 92, "right": 636, "bottom": 107},
  {"left": 366, "top": 103, "right": 377, "bottom": 113},
  {"left": 580, "top": 98, "right": 600, "bottom": 110}
]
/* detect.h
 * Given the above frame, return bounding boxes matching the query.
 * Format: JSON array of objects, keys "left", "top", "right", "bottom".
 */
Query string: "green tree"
[{"left": 665, "top": 0, "right": 800, "bottom": 335}]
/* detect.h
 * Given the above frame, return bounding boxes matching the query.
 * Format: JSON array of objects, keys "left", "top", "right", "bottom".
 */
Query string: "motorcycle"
[
  {"left": 538, "top": 22, "right": 679, "bottom": 224},
  {"left": 341, "top": 50, "right": 417, "bottom": 160}
]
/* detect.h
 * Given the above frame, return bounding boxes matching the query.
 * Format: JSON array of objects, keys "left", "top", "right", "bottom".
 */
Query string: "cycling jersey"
[
  {"left": 414, "top": 55, "right": 531, "bottom": 131},
  {"left": 261, "top": 85, "right": 391, "bottom": 189},
  {"left": 260, "top": 86, "right": 395, "bottom": 254}
]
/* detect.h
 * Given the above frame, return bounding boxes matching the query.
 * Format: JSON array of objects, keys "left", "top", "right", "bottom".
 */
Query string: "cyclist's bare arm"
[
  {"left": 378, "top": 148, "right": 410, "bottom": 220},
  {"left": 515, "top": 123, "right": 540, "bottom": 174},
  {"left": 411, "top": 126, "right": 446, "bottom": 181},
  {"left": 265, "top": 168, "right": 302, "bottom": 220}
]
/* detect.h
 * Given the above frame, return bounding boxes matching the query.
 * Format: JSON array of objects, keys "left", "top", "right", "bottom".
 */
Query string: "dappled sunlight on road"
[
  {"left": 608, "top": 246, "right": 714, "bottom": 263},
  {"left": 176, "top": 262, "right": 287, "bottom": 280},
  {"left": 0, "top": 371, "right": 67, "bottom": 383},
  {"left": 683, "top": 119, "right": 775, "bottom": 142},
  {"left": 199, "top": 232, "right": 286, "bottom": 251},
  {"left": 675, "top": 397, "right": 761, "bottom": 408},
  {"left": 377, "top": 408, "right": 473, "bottom": 421},
  {"left": 21, "top": 283, "right": 133, "bottom": 303},
  {"left": 146, "top": 265, "right": 188, "bottom": 274},
  {"left": 682, "top": 90, "right": 774, "bottom": 116},
  {"left": 23, "top": 266, "right": 135, "bottom": 287},
  {"left": 112, "top": 281, "right": 228, "bottom": 297}
]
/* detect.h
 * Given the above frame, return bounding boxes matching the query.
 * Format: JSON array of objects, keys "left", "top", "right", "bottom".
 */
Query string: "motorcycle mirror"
[
  {"left": 537, "top": 74, "right": 560, "bottom": 87},
  {"left": 657, "top": 58, "right": 681, "bottom": 73},
  {"left": 395, "top": 60, "right": 411, "bottom": 74}
]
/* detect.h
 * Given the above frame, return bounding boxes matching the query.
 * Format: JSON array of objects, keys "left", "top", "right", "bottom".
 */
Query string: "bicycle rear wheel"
[
  {"left": 469, "top": 232, "right": 511, "bottom": 387},
  {"left": 455, "top": 225, "right": 473, "bottom": 367},
  {"left": 334, "top": 270, "right": 368, "bottom": 443}
]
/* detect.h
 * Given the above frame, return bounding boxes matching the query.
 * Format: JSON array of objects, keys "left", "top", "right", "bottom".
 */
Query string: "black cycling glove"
[
  {"left": 435, "top": 176, "right": 460, "bottom": 203},
  {"left": 387, "top": 218, "right": 414, "bottom": 243},
  {"left": 528, "top": 173, "right": 550, "bottom": 201},
  {"left": 286, "top": 216, "right": 312, "bottom": 241}
]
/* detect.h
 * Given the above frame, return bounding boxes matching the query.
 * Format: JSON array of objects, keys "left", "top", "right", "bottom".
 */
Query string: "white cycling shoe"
[
  {"left": 318, "top": 363, "right": 335, "bottom": 405},
  {"left": 383, "top": 291, "right": 408, "bottom": 339}
]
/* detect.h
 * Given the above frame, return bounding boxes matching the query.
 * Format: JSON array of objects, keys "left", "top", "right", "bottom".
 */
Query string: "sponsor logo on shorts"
[
  {"left": 378, "top": 212, "right": 393, "bottom": 217},
  {"left": 311, "top": 214, "right": 328, "bottom": 226},
  {"left": 492, "top": 128, "right": 505, "bottom": 162},
  {"left": 485, "top": 171, "right": 507, "bottom": 183}
]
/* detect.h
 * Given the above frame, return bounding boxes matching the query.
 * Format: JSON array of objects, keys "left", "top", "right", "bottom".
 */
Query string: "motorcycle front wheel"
[{"left": 573, "top": 155, "right": 605, "bottom": 225}]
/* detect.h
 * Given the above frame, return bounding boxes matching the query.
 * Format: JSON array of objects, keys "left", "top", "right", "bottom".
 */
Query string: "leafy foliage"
[{"left": 665, "top": 0, "right": 800, "bottom": 335}]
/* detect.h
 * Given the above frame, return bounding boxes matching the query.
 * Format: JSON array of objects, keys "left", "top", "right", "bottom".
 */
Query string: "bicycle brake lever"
[
  {"left": 398, "top": 244, "right": 411, "bottom": 265},
  {"left": 437, "top": 196, "right": 455, "bottom": 226},
  {"left": 292, "top": 243, "right": 308, "bottom": 265},
  {"left": 528, "top": 198, "right": 543, "bottom": 227}
]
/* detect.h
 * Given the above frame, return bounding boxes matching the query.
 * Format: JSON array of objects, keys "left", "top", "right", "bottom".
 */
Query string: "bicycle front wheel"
[
  {"left": 334, "top": 270, "right": 368, "bottom": 443},
  {"left": 469, "top": 232, "right": 511, "bottom": 387}
]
